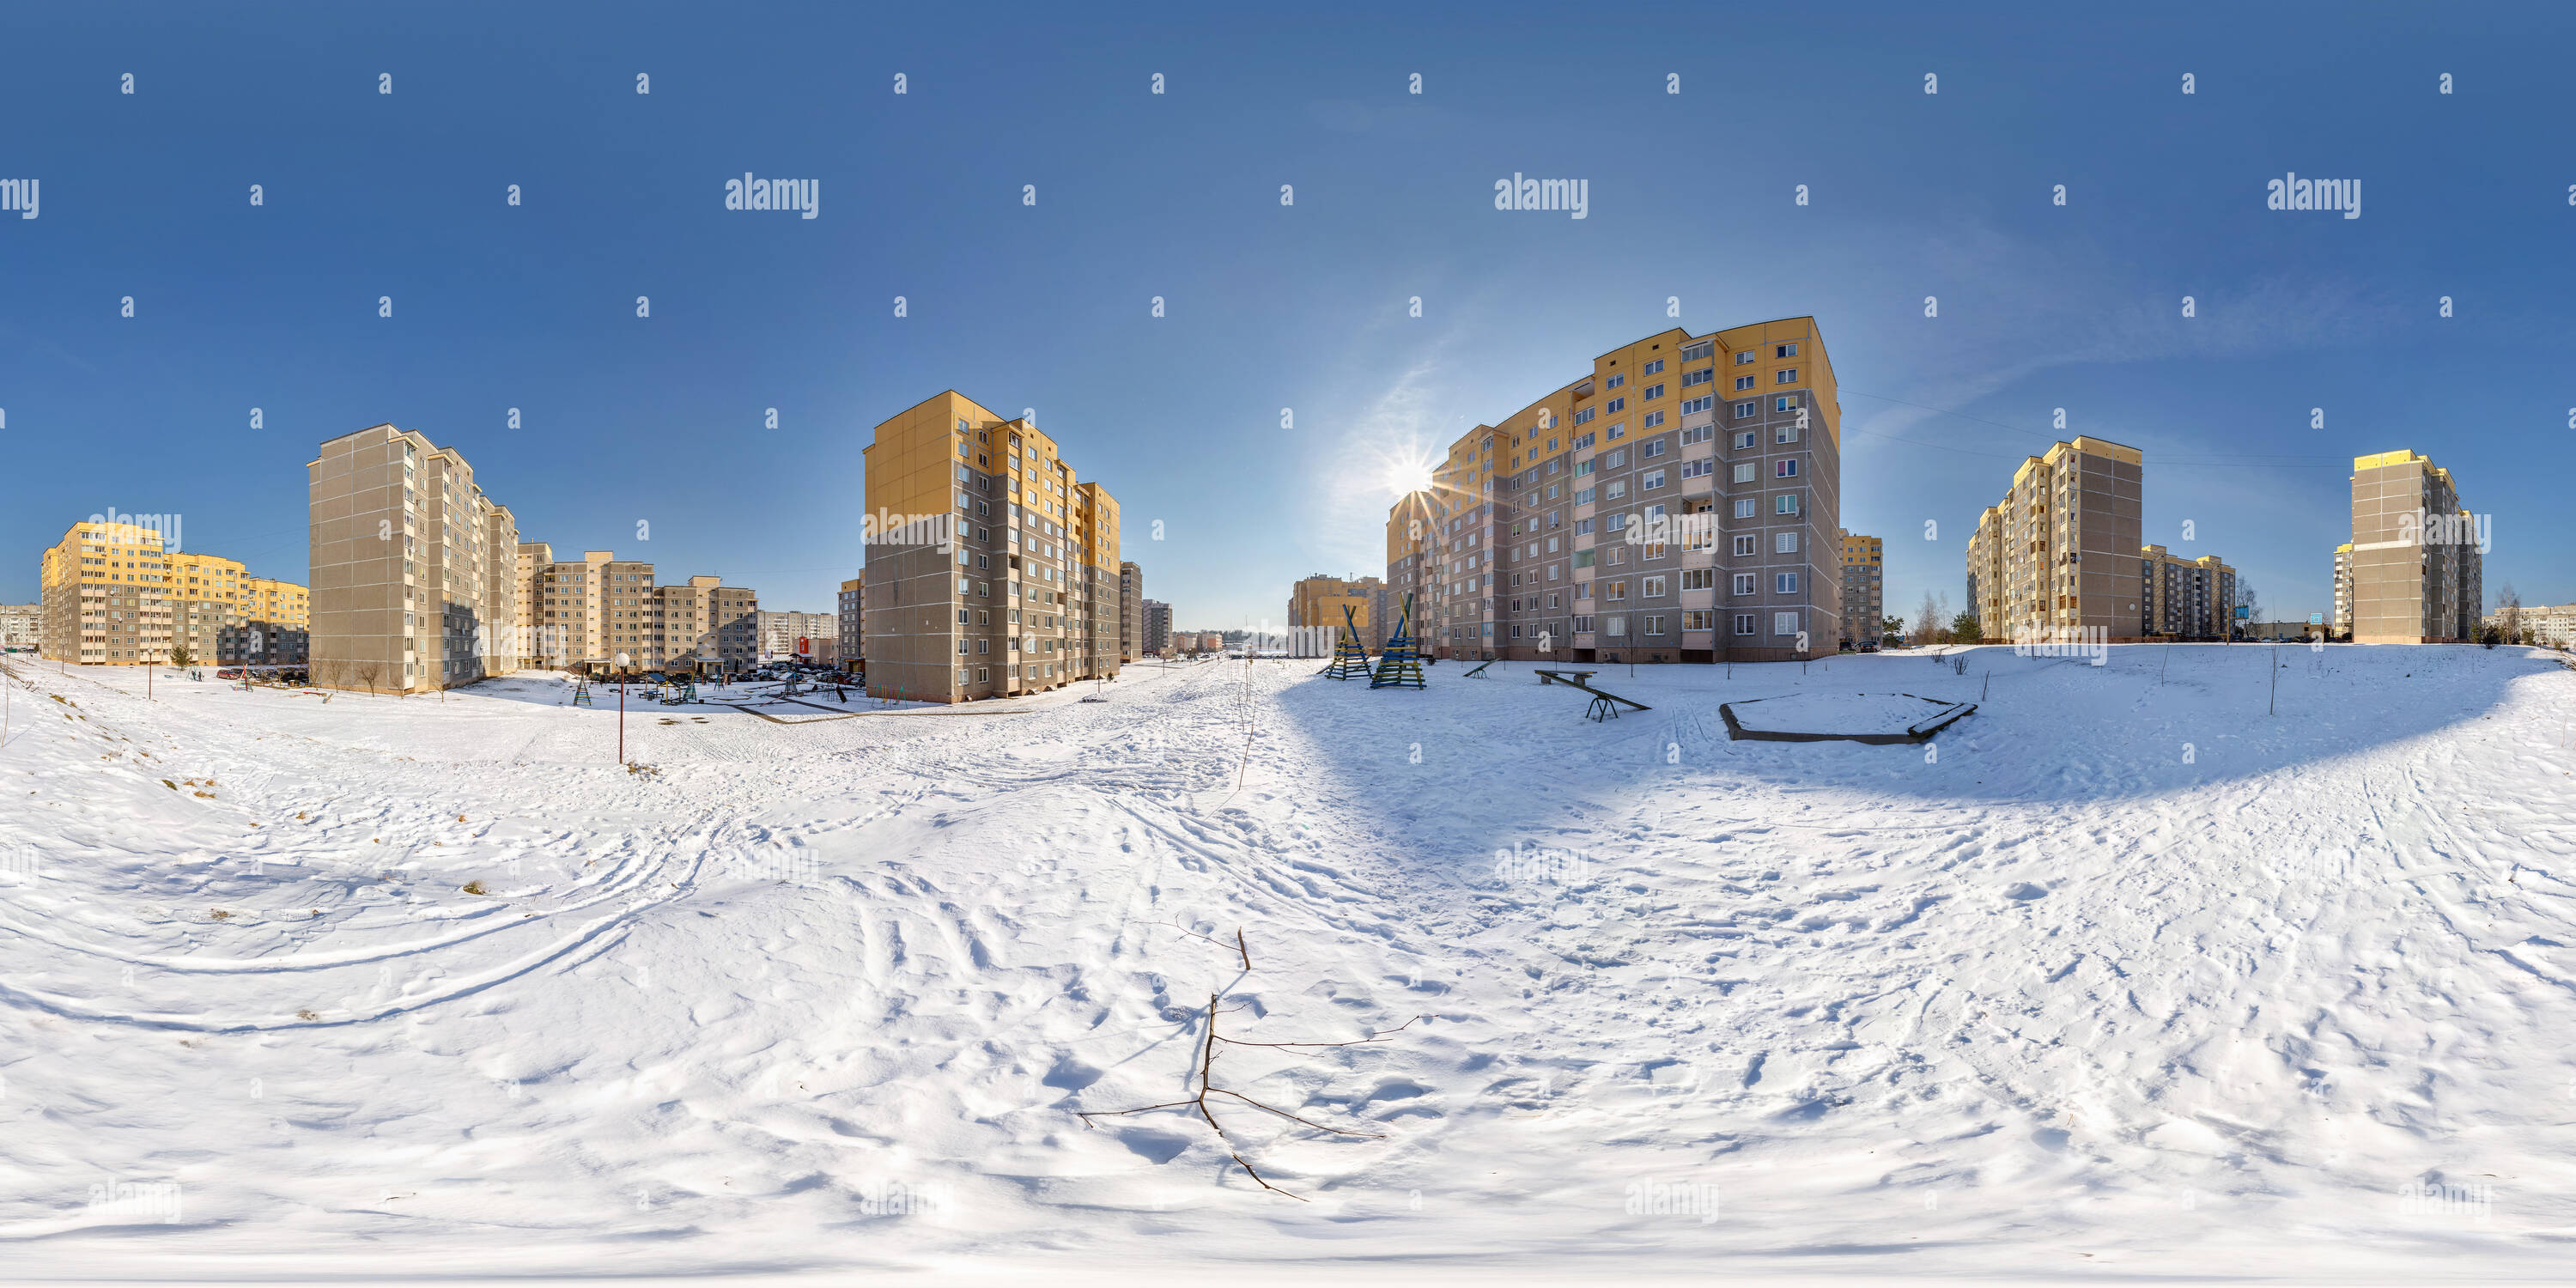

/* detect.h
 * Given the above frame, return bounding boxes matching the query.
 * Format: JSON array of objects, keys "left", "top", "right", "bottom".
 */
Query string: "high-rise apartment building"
[
  {"left": 758, "top": 610, "right": 835, "bottom": 661},
  {"left": 308, "top": 426, "right": 521, "bottom": 692},
  {"left": 1840, "top": 532, "right": 1882, "bottom": 646},
  {"left": 2139, "top": 544, "right": 2237, "bottom": 640},
  {"left": 516, "top": 546, "right": 757, "bottom": 673},
  {"left": 862, "top": 392, "right": 1122, "bottom": 703},
  {"left": 839, "top": 577, "right": 864, "bottom": 667},
  {"left": 2332, "top": 544, "right": 2354, "bottom": 636},
  {"left": 0, "top": 604, "right": 39, "bottom": 651},
  {"left": 656, "top": 574, "right": 759, "bottom": 671},
  {"left": 1966, "top": 436, "right": 2144, "bottom": 642},
  {"left": 166, "top": 552, "right": 310, "bottom": 663},
  {"left": 1143, "top": 598, "right": 1171, "bottom": 656},
  {"left": 1384, "top": 319, "right": 1843, "bottom": 664},
  {"left": 35, "top": 523, "right": 311, "bottom": 666},
  {"left": 39, "top": 520, "right": 173, "bottom": 665},
  {"left": 2348, "top": 450, "right": 2481, "bottom": 643},
  {"left": 1118, "top": 562, "right": 1142, "bottom": 662},
  {"left": 1288, "top": 574, "right": 1387, "bottom": 648}
]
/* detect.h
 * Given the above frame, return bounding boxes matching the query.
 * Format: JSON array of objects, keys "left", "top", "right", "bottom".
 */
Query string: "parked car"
[
  {"left": 1859, "top": 642, "right": 1880, "bottom": 653},
  {"left": 216, "top": 668, "right": 243, "bottom": 678}
]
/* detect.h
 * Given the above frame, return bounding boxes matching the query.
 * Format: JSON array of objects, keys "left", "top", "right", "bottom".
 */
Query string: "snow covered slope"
[{"left": 2, "top": 645, "right": 2573, "bottom": 1282}]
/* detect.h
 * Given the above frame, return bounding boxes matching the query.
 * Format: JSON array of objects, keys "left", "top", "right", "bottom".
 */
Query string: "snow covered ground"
[{"left": 3, "top": 644, "right": 2575, "bottom": 1285}]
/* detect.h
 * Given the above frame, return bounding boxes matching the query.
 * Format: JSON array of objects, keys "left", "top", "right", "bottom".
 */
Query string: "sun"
[{"left": 1384, "top": 449, "right": 1436, "bottom": 497}]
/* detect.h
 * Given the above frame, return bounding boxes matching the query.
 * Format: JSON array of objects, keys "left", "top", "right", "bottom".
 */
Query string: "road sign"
[{"left": 2308, "top": 613, "right": 2324, "bottom": 625}]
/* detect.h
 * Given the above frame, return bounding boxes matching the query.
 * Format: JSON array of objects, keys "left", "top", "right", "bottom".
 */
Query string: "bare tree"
[
  {"left": 1912, "top": 592, "right": 1943, "bottom": 648},
  {"left": 355, "top": 661, "right": 380, "bottom": 696},
  {"left": 2235, "top": 580, "right": 2261, "bottom": 639},
  {"left": 2495, "top": 582, "right": 2524, "bottom": 647}
]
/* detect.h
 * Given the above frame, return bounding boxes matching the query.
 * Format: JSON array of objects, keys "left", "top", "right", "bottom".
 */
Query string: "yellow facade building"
[
  {"left": 39, "top": 520, "right": 309, "bottom": 665},
  {"left": 1384, "top": 319, "right": 1843, "bottom": 663},
  {"left": 862, "top": 392, "right": 1122, "bottom": 702}
]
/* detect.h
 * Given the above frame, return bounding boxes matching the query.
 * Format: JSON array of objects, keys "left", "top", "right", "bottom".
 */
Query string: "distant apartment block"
[
  {"left": 2140, "top": 544, "right": 2237, "bottom": 640},
  {"left": 1288, "top": 574, "right": 1387, "bottom": 648},
  {"left": 39, "top": 520, "right": 172, "bottom": 665},
  {"left": 2348, "top": 449, "right": 2481, "bottom": 643},
  {"left": 1840, "top": 531, "right": 1882, "bottom": 646},
  {"left": 516, "top": 544, "right": 756, "bottom": 673},
  {"left": 2332, "top": 544, "right": 2353, "bottom": 636},
  {"left": 1385, "top": 319, "right": 1843, "bottom": 664},
  {"left": 1967, "top": 436, "right": 2144, "bottom": 642},
  {"left": 1118, "top": 562, "right": 1142, "bottom": 662},
  {"left": 839, "top": 577, "right": 864, "bottom": 666},
  {"left": 759, "top": 610, "right": 835, "bottom": 661},
  {"left": 38, "top": 521, "right": 312, "bottom": 667},
  {"left": 309, "top": 426, "right": 521, "bottom": 691},
  {"left": 2490, "top": 603, "right": 2576, "bottom": 647},
  {"left": 0, "top": 603, "right": 38, "bottom": 650},
  {"left": 862, "top": 391, "right": 1122, "bottom": 703},
  {"left": 1142, "top": 598, "right": 1171, "bottom": 655}
]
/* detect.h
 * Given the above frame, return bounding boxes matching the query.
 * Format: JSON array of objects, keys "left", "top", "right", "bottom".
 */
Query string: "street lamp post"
[{"left": 615, "top": 652, "right": 630, "bottom": 765}]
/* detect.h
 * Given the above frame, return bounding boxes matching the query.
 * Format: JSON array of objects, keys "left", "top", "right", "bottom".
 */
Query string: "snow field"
[{"left": 2, "top": 644, "right": 2573, "bottom": 1282}]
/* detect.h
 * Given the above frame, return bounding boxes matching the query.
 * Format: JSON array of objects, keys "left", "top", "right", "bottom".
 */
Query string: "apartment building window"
[
  {"left": 1775, "top": 573, "right": 1801, "bottom": 594},
  {"left": 1682, "top": 569, "right": 1714, "bottom": 590},
  {"left": 1684, "top": 609, "right": 1714, "bottom": 631},
  {"left": 1606, "top": 422, "right": 1626, "bottom": 440},
  {"left": 1776, "top": 424, "right": 1801, "bottom": 444},
  {"left": 1606, "top": 374, "right": 1625, "bottom": 389},
  {"left": 1642, "top": 359, "right": 1664, "bottom": 376},
  {"left": 1681, "top": 367, "right": 1712, "bottom": 388},
  {"left": 1643, "top": 615, "right": 1668, "bottom": 635},
  {"left": 1572, "top": 615, "right": 1595, "bottom": 633},
  {"left": 1731, "top": 463, "right": 1757, "bottom": 484},
  {"left": 1642, "top": 410, "right": 1665, "bottom": 428},
  {"left": 1573, "top": 406, "right": 1595, "bottom": 425},
  {"left": 1733, "top": 536, "right": 1757, "bottom": 557},
  {"left": 1776, "top": 495, "right": 1800, "bottom": 515},
  {"left": 1775, "top": 532, "right": 1799, "bottom": 554},
  {"left": 1735, "top": 375, "right": 1756, "bottom": 391},
  {"left": 1680, "top": 396, "right": 1714, "bottom": 416},
  {"left": 1776, "top": 396, "right": 1801, "bottom": 412},
  {"left": 1733, "top": 572, "right": 1756, "bottom": 594},
  {"left": 1603, "top": 480, "right": 1626, "bottom": 501},
  {"left": 1643, "top": 383, "right": 1665, "bottom": 402},
  {"left": 1736, "top": 350, "right": 1755, "bottom": 366},
  {"left": 1776, "top": 459, "right": 1800, "bottom": 478},
  {"left": 1604, "top": 616, "right": 1627, "bottom": 637},
  {"left": 1642, "top": 470, "right": 1666, "bottom": 491},
  {"left": 1643, "top": 576, "right": 1667, "bottom": 597},
  {"left": 1606, "top": 397, "right": 1626, "bottom": 414}
]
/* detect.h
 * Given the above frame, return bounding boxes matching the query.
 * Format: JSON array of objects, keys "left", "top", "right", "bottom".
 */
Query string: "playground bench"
[{"left": 1537, "top": 669, "right": 1597, "bottom": 686}]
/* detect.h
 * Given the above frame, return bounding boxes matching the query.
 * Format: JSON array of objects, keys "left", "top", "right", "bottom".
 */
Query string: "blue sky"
[{"left": 6, "top": 2, "right": 2573, "bottom": 629}]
